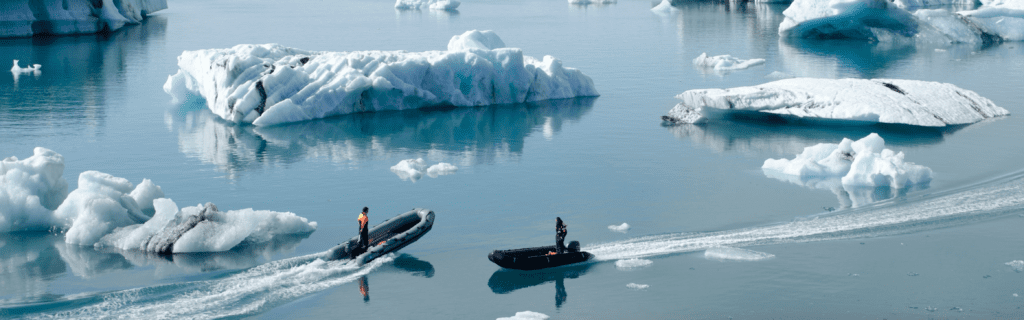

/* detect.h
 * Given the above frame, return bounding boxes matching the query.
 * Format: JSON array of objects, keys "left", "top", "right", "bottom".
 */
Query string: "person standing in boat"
[
  {"left": 356, "top": 207, "right": 370, "bottom": 255},
  {"left": 555, "top": 217, "right": 568, "bottom": 254}
]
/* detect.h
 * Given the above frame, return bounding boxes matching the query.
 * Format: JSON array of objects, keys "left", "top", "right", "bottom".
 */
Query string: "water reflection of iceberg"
[
  {"left": 665, "top": 120, "right": 950, "bottom": 156},
  {"left": 0, "top": 17, "right": 167, "bottom": 138},
  {"left": 762, "top": 170, "right": 928, "bottom": 209},
  {"left": 0, "top": 233, "right": 67, "bottom": 303},
  {"left": 168, "top": 97, "right": 596, "bottom": 178}
]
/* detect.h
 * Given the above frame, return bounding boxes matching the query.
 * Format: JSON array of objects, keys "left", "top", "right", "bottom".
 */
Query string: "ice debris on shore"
[
  {"left": 164, "top": 30, "right": 599, "bottom": 126},
  {"left": 763, "top": 133, "right": 932, "bottom": 189},
  {"left": 0, "top": 0, "right": 167, "bottom": 38},
  {"left": 779, "top": 0, "right": 1024, "bottom": 43},
  {"left": 497, "top": 311, "right": 549, "bottom": 320},
  {"left": 693, "top": 53, "right": 765, "bottom": 72},
  {"left": 391, "top": 158, "right": 457, "bottom": 182},
  {"left": 662, "top": 78, "right": 1008, "bottom": 127},
  {"left": 0, "top": 148, "right": 316, "bottom": 252},
  {"left": 704, "top": 246, "right": 775, "bottom": 261},
  {"left": 608, "top": 222, "right": 630, "bottom": 233},
  {"left": 395, "top": 0, "right": 460, "bottom": 11}
]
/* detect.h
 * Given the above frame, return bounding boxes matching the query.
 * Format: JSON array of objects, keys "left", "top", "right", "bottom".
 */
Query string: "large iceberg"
[
  {"left": 662, "top": 78, "right": 1008, "bottom": 127},
  {"left": 164, "top": 30, "right": 599, "bottom": 127},
  {"left": 779, "top": 0, "right": 1024, "bottom": 43},
  {"left": 0, "top": 0, "right": 167, "bottom": 38},
  {"left": 0, "top": 148, "right": 316, "bottom": 252}
]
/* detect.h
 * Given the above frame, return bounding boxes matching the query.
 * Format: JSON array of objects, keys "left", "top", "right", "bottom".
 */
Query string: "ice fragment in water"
[
  {"left": 496, "top": 311, "right": 549, "bottom": 320},
  {"left": 1007, "top": 260, "right": 1024, "bottom": 272},
  {"left": 626, "top": 283, "right": 650, "bottom": 290},
  {"left": 608, "top": 222, "right": 630, "bottom": 233}
]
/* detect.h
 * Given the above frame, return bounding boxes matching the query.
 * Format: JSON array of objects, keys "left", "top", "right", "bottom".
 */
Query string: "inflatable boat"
[
  {"left": 488, "top": 241, "right": 592, "bottom": 270},
  {"left": 328, "top": 208, "right": 434, "bottom": 264}
]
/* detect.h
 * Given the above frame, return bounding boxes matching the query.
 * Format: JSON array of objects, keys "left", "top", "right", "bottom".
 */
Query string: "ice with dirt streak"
[
  {"left": 164, "top": 30, "right": 598, "bottom": 126},
  {"left": 662, "top": 78, "right": 1008, "bottom": 127}
]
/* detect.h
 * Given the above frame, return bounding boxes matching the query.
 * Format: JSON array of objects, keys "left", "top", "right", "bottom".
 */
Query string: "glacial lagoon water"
[{"left": 2, "top": 0, "right": 1024, "bottom": 318}]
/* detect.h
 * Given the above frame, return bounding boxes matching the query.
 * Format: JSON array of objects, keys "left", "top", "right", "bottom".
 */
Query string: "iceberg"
[
  {"left": 626, "top": 283, "right": 650, "bottom": 290},
  {"left": 497, "top": 311, "right": 549, "bottom": 320},
  {"left": 704, "top": 246, "right": 775, "bottom": 261},
  {"left": 0, "top": 148, "right": 316, "bottom": 252},
  {"left": 163, "top": 30, "right": 599, "bottom": 126},
  {"left": 779, "top": 0, "right": 1024, "bottom": 43},
  {"left": 608, "top": 222, "right": 630, "bottom": 233},
  {"left": 1008, "top": 260, "right": 1024, "bottom": 272},
  {"left": 0, "top": 0, "right": 167, "bottom": 38},
  {"left": 693, "top": 53, "right": 766, "bottom": 73},
  {"left": 395, "top": 0, "right": 460, "bottom": 11},
  {"left": 390, "top": 158, "right": 458, "bottom": 182},
  {"left": 763, "top": 133, "right": 932, "bottom": 188},
  {"left": 662, "top": 78, "right": 1008, "bottom": 127}
]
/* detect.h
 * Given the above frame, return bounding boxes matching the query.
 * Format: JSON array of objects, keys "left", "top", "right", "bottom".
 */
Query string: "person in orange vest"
[
  {"left": 356, "top": 207, "right": 370, "bottom": 255},
  {"left": 555, "top": 217, "right": 568, "bottom": 254}
]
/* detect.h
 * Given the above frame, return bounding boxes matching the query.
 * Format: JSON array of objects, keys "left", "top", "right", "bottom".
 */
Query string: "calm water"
[{"left": 2, "top": 0, "right": 1024, "bottom": 318}]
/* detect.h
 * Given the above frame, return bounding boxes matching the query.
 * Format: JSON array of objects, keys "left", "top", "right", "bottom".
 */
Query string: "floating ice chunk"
[
  {"left": 10, "top": 60, "right": 41, "bottom": 73},
  {"left": 426, "top": 163, "right": 458, "bottom": 178},
  {"left": 704, "top": 246, "right": 775, "bottom": 261},
  {"left": 0, "top": 147, "right": 68, "bottom": 232},
  {"left": 395, "top": 0, "right": 460, "bottom": 11},
  {"left": 626, "top": 283, "right": 650, "bottom": 290},
  {"left": 0, "top": 0, "right": 167, "bottom": 38},
  {"left": 53, "top": 171, "right": 157, "bottom": 246},
  {"left": 497, "top": 311, "right": 549, "bottom": 320},
  {"left": 608, "top": 222, "right": 630, "bottom": 233},
  {"left": 663, "top": 78, "right": 1008, "bottom": 127},
  {"left": 693, "top": 53, "right": 765, "bottom": 72},
  {"left": 616, "top": 258, "right": 653, "bottom": 270},
  {"left": 651, "top": 0, "right": 677, "bottom": 13},
  {"left": 164, "top": 30, "right": 598, "bottom": 126},
  {"left": 914, "top": 9, "right": 984, "bottom": 44},
  {"left": 779, "top": 0, "right": 919, "bottom": 41},
  {"left": 763, "top": 133, "right": 933, "bottom": 189},
  {"left": 1007, "top": 260, "right": 1024, "bottom": 272},
  {"left": 391, "top": 159, "right": 457, "bottom": 181},
  {"left": 1014, "top": 293, "right": 1019, "bottom": 297},
  {"left": 959, "top": 2, "right": 1024, "bottom": 41}
]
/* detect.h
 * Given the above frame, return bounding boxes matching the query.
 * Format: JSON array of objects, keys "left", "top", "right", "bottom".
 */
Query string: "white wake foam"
[{"left": 704, "top": 247, "right": 775, "bottom": 261}]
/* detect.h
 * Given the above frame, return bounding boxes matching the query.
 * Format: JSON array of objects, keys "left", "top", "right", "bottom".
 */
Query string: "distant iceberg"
[
  {"left": 779, "top": 0, "right": 1024, "bottom": 43},
  {"left": 693, "top": 53, "right": 765, "bottom": 73},
  {"left": 164, "top": 30, "right": 599, "bottom": 127},
  {"left": 395, "top": 0, "right": 460, "bottom": 11},
  {"left": 662, "top": 78, "right": 1008, "bottom": 127},
  {"left": 390, "top": 158, "right": 457, "bottom": 182},
  {"left": 0, "top": 0, "right": 167, "bottom": 38},
  {"left": 0, "top": 148, "right": 316, "bottom": 253}
]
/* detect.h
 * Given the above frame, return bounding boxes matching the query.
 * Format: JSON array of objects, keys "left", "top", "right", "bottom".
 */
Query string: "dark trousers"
[{"left": 556, "top": 234, "right": 566, "bottom": 254}]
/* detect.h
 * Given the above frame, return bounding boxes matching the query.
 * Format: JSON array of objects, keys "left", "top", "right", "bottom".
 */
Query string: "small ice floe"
[
  {"left": 1006, "top": 260, "right": 1024, "bottom": 272},
  {"left": 615, "top": 258, "right": 653, "bottom": 270},
  {"left": 626, "top": 283, "right": 650, "bottom": 290},
  {"left": 692, "top": 53, "right": 765, "bottom": 73},
  {"left": 496, "top": 311, "right": 549, "bottom": 320},
  {"left": 762, "top": 133, "right": 933, "bottom": 207},
  {"left": 390, "top": 158, "right": 458, "bottom": 182},
  {"left": 662, "top": 78, "right": 1008, "bottom": 126},
  {"left": 1014, "top": 293, "right": 1019, "bottom": 297},
  {"left": 11, "top": 60, "right": 41, "bottom": 73},
  {"left": 847, "top": 273, "right": 860, "bottom": 277},
  {"left": 651, "top": 0, "right": 677, "bottom": 13},
  {"left": 395, "top": 0, "right": 460, "bottom": 11},
  {"left": 908, "top": 272, "right": 920, "bottom": 276},
  {"left": 704, "top": 246, "right": 775, "bottom": 261},
  {"left": 608, "top": 222, "right": 630, "bottom": 233}
]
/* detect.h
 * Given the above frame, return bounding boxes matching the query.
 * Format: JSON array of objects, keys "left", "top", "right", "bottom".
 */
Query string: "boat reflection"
[
  {"left": 353, "top": 254, "right": 434, "bottom": 302},
  {"left": 168, "top": 97, "right": 597, "bottom": 179},
  {"left": 488, "top": 263, "right": 592, "bottom": 308}
]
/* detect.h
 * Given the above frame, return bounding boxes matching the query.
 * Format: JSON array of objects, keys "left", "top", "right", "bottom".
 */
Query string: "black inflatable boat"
[
  {"left": 488, "top": 241, "right": 592, "bottom": 270},
  {"left": 328, "top": 208, "right": 434, "bottom": 264}
]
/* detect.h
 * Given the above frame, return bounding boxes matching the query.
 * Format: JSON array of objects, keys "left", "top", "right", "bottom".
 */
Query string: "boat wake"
[
  {"left": 586, "top": 170, "right": 1024, "bottom": 261},
  {"left": 18, "top": 252, "right": 394, "bottom": 319}
]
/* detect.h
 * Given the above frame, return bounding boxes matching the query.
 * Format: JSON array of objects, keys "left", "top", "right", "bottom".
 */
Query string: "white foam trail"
[
  {"left": 704, "top": 247, "right": 775, "bottom": 261},
  {"left": 40, "top": 253, "right": 393, "bottom": 319},
  {"left": 615, "top": 258, "right": 653, "bottom": 270},
  {"left": 585, "top": 172, "right": 1024, "bottom": 261}
]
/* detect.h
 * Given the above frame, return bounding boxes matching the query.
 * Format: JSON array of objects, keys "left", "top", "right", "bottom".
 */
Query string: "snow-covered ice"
[
  {"left": 778, "top": 0, "right": 1024, "bottom": 43},
  {"left": 1, "top": 148, "right": 316, "bottom": 252},
  {"left": 662, "top": 78, "right": 1008, "bottom": 127},
  {"left": 705, "top": 247, "right": 775, "bottom": 261},
  {"left": 608, "top": 222, "right": 630, "bottom": 233},
  {"left": 693, "top": 53, "right": 765, "bottom": 73},
  {"left": 0, "top": 0, "right": 167, "bottom": 38},
  {"left": 626, "top": 283, "right": 650, "bottom": 290},
  {"left": 1008, "top": 260, "right": 1024, "bottom": 272},
  {"left": 615, "top": 258, "right": 653, "bottom": 270},
  {"left": 390, "top": 158, "right": 457, "bottom": 182},
  {"left": 651, "top": 0, "right": 677, "bottom": 13},
  {"left": 763, "top": 133, "right": 932, "bottom": 189},
  {"left": 395, "top": 0, "right": 460, "bottom": 11},
  {"left": 164, "top": 30, "right": 599, "bottom": 126},
  {"left": 497, "top": 311, "right": 549, "bottom": 320}
]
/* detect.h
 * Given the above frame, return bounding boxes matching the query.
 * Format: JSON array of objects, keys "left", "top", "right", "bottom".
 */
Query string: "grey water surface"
[{"left": 2, "top": 0, "right": 1023, "bottom": 318}]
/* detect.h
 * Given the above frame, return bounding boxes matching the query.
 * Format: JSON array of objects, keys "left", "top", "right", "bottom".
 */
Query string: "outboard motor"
[{"left": 568, "top": 241, "right": 580, "bottom": 253}]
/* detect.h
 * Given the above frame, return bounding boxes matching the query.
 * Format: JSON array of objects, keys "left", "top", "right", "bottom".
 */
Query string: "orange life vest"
[{"left": 358, "top": 213, "right": 368, "bottom": 229}]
